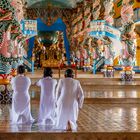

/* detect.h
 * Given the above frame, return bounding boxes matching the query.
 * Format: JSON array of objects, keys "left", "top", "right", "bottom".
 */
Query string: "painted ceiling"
[{"left": 25, "top": 0, "right": 83, "bottom": 8}]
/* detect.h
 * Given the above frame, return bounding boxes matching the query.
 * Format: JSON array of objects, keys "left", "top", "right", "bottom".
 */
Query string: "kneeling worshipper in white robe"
[
  {"left": 10, "top": 65, "right": 34, "bottom": 124},
  {"left": 36, "top": 67, "right": 57, "bottom": 125},
  {"left": 56, "top": 68, "right": 84, "bottom": 131}
]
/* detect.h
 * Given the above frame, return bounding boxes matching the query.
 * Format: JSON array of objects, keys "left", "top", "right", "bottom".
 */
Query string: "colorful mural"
[{"left": 103, "top": 0, "right": 115, "bottom": 66}]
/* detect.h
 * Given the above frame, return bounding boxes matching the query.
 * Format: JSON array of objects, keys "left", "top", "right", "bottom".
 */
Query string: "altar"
[{"left": 41, "top": 42, "right": 62, "bottom": 68}]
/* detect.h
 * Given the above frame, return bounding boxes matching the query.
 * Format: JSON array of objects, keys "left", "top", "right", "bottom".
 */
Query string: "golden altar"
[{"left": 42, "top": 58, "right": 60, "bottom": 68}]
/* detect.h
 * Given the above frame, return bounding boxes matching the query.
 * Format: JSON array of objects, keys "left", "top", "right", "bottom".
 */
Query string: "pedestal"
[
  {"left": 120, "top": 71, "right": 135, "bottom": 81},
  {"left": 83, "top": 66, "right": 92, "bottom": 72},
  {"left": 103, "top": 69, "right": 114, "bottom": 77}
]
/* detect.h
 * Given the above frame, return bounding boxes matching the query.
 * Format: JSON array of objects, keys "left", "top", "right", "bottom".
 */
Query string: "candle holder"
[
  {"left": 120, "top": 66, "right": 135, "bottom": 81},
  {"left": 103, "top": 65, "right": 114, "bottom": 77}
]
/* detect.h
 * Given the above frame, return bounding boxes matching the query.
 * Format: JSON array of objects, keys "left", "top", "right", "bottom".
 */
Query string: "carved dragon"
[{"left": 120, "top": 0, "right": 136, "bottom": 66}]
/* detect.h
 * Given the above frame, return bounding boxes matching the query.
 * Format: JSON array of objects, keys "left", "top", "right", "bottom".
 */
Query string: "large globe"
[{"left": 38, "top": 31, "right": 58, "bottom": 47}]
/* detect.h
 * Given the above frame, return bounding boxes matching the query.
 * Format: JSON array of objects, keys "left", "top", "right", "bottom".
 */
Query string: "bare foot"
[{"left": 66, "top": 121, "right": 72, "bottom": 131}]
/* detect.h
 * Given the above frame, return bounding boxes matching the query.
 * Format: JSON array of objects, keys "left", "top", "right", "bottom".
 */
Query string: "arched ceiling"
[{"left": 25, "top": 0, "right": 83, "bottom": 8}]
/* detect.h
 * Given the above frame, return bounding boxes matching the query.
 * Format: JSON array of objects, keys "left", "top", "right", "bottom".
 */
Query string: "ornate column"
[
  {"left": 103, "top": 0, "right": 114, "bottom": 25},
  {"left": 0, "top": 0, "right": 25, "bottom": 104},
  {"left": 91, "top": 0, "right": 115, "bottom": 66},
  {"left": 0, "top": 1, "right": 13, "bottom": 103},
  {"left": 92, "top": 0, "right": 101, "bottom": 20},
  {"left": 103, "top": 36, "right": 115, "bottom": 65},
  {"left": 103, "top": 0, "right": 115, "bottom": 66},
  {"left": 120, "top": 0, "right": 136, "bottom": 66},
  {"left": 91, "top": 0, "right": 102, "bottom": 64}
]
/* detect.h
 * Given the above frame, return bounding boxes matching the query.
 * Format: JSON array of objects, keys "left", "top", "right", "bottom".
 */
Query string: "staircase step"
[
  {"left": 84, "top": 98, "right": 140, "bottom": 104},
  {"left": 29, "top": 86, "right": 140, "bottom": 104}
]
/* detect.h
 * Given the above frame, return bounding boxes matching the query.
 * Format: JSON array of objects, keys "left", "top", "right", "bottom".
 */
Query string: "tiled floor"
[
  {"left": 1, "top": 88, "right": 140, "bottom": 139},
  {"left": 1, "top": 103, "right": 140, "bottom": 133},
  {"left": 1, "top": 70, "right": 140, "bottom": 139}
]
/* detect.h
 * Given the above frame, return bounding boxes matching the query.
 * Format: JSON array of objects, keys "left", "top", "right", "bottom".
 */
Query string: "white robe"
[
  {"left": 36, "top": 77, "right": 57, "bottom": 125},
  {"left": 56, "top": 78, "right": 84, "bottom": 130},
  {"left": 10, "top": 75, "right": 34, "bottom": 124}
]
